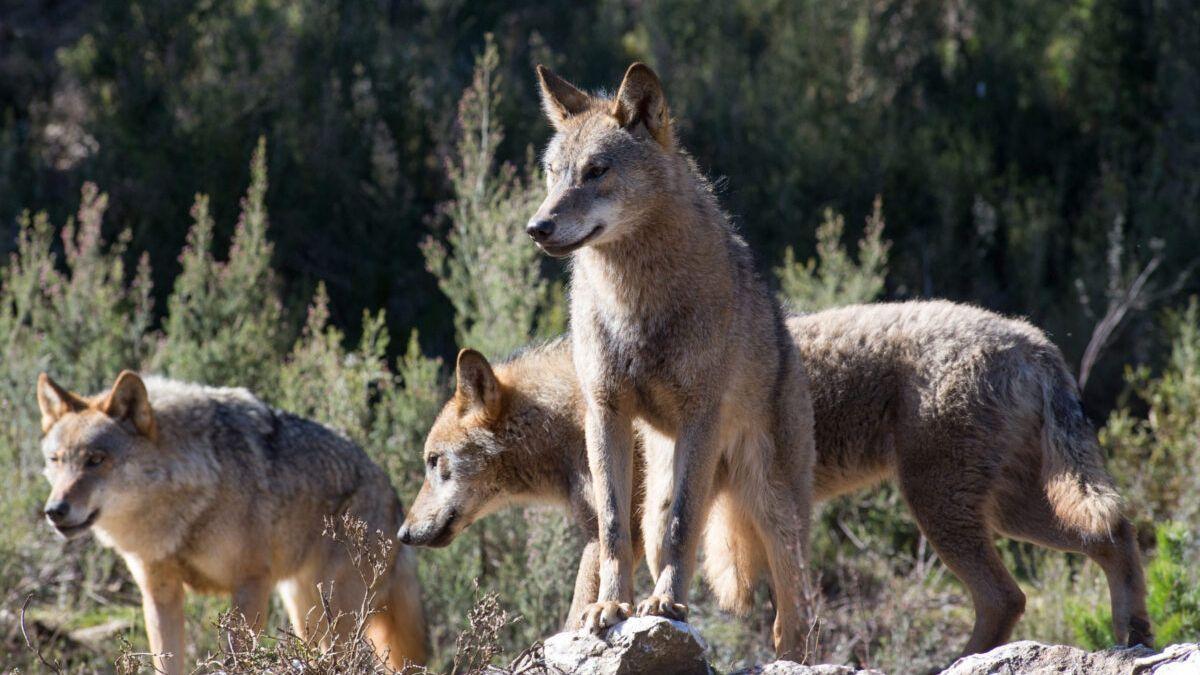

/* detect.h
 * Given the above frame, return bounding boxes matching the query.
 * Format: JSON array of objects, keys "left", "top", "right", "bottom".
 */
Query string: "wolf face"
[
  {"left": 398, "top": 349, "right": 509, "bottom": 548},
  {"left": 38, "top": 371, "right": 157, "bottom": 540},
  {"left": 526, "top": 63, "right": 675, "bottom": 256}
]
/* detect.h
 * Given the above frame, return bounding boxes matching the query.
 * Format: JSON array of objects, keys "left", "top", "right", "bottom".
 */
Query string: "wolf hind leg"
[
  {"left": 730, "top": 431, "right": 814, "bottom": 661},
  {"left": 898, "top": 452, "right": 1026, "bottom": 656},
  {"left": 992, "top": 472, "right": 1151, "bottom": 647},
  {"left": 367, "top": 548, "right": 428, "bottom": 667}
]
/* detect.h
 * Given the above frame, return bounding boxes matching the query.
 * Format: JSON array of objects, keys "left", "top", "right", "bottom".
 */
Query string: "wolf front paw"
[
  {"left": 580, "top": 600, "right": 632, "bottom": 633},
  {"left": 635, "top": 594, "right": 688, "bottom": 621}
]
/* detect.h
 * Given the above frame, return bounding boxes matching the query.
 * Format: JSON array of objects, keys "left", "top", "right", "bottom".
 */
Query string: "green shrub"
[
  {"left": 1068, "top": 523, "right": 1200, "bottom": 649},
  {"left": 775, "top": 196, "right": 890, "bottom": 312},
  {"left": 155, "top": 137, "right": 287, "bottom": 389}
]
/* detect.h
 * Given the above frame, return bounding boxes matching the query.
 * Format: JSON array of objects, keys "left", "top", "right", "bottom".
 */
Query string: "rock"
[
  {"left": 543, "top": 616, "right": 711, "bottom": 675},
  {"left": 540, "top": 618, "right": 1200, "bottom": 675},
  {"left": 941, "top": 640, "right": 1200, "bottom": 675},
  {"left": 731, "top": 661, "right": 883, "bottom": 675}
]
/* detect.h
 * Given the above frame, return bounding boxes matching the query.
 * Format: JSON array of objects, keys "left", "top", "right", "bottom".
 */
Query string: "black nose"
[
  {"left": 397, "top": 524, "right": 412, "bottom": 545},
  {"left": 44, "top": 500, "right": 70, "bottom": 523},
  {"left": 526, "top": 219, "right": 556, "bottom": 243}
]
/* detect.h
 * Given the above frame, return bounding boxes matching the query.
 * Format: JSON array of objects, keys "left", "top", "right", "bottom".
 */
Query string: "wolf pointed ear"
[
  {"left": 455, "top": 349, "right": 501, "bottom": 420},
  {"left": 612, "top": 62, "right": 672, "bottom": 149},
  {"left": 99, "top": 370, "right": 156, "bottom": 439},
  {"left": 37, "top": 373, "right": 87, "bottom": 433},
  {"left": 537, "top": 64, "right": 592, "bottom": 130}
]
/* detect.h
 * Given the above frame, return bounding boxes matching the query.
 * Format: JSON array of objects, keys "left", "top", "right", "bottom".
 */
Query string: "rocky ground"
[{"left": 533, "top": 616, "right": 1200, "bottom": 675}]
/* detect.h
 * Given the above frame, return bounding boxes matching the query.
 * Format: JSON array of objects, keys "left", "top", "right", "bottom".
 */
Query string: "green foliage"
[
  {"left": 1068, "top": 523, "right": 1200, "bottom": 649},
  {"left": 1144, "top": 524, "right": 1200, "bottom": 645},
  {"left": 776, "top": 197, "right": 890, "bottom": 311},
  {"left": 156, "top": 138, "right": 286, "bottom": 388},
  {"left": 422, "top": 35, "right": 547, "bottom": 358},
  {"left": 1103, "top": 299, "right": 1200, "bottom": 528}
]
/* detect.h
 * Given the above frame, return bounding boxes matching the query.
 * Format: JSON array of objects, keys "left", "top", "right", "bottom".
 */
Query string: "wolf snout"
[
  {"left": 44, "top": 499, "right": 70, "bottom": 524},
  {"left": 397, "top": 522, "right": 413, "bottom": 545},
  {"left": 526, "top": 218, "right": 556, "bottom": 243}
]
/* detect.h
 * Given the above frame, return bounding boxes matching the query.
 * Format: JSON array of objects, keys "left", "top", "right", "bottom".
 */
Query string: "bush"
[
  {"left": 775, "top": 196, "right": 890, "bottom": 312},
  {"left": 154, "top": 138, "right": 287, "bottom": 389}
]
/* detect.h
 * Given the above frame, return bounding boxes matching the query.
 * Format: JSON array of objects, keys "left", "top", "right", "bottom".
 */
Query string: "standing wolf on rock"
[
  {"left": 400, "top": 301, "right": 1152, "bottom": 659},
  {"left": 525, "top": 62, "right": 817, "bottom": 657},
  {"left": 37, "top": 371, "right": 426, "bottom": 674}
]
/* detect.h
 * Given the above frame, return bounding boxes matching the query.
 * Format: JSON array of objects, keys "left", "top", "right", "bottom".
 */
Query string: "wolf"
[
  {"left": 525, "top": 62, "right": 817, "bottom": 658},
  {"left": 37, "top": 371, "right": 427, "bottom": 674},
  {"left": 400, "top": 301, "right": 1151, "bottom": 657}
]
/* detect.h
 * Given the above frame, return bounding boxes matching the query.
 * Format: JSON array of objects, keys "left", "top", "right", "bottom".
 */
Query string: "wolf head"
[
  {"left": 526, "top": 63, "right": 676, "bottom": 257},
  {"left": 398, "top": 349, "right": 514, "bottom": 548},
  {"left": 37, "top": 371, "right": 158, "bottom": 540}
]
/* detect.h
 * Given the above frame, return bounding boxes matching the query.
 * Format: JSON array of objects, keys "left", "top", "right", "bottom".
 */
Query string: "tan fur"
[
  {"left": 527, "top": 62, "right": 816, "bottom": 659},
  {"left": 37, "top": 372, "right": 427, "bottom": 674},
  {"left": 401, "top": 301, "right": 1152, "bottom": 658}
]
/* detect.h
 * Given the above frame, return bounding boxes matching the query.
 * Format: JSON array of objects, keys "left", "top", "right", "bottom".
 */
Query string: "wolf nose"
[
  {"left": 44, "top": 500, "right": 70, "bottom": 524},
  {"left": 397, "top": 524, "right": 412, "bottom": 545},
  {"left": 526, "top": 219, "right": 556, "bottom": 243}
]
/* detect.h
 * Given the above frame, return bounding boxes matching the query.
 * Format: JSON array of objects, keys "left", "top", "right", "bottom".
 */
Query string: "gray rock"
[
  {"left": 730, "top": 661, "right": 883, "bottom": 675},
  {"left": 542, "top": 616, "right": 711, "bottom": 675},
  {"left": 539, "top": 617, "right": 1200, "bottom": 675},
  {"left": 941, "top": 640, "right": 1200, "bottom": 675}
]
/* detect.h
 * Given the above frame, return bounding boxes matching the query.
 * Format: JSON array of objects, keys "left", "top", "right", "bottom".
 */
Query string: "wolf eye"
[
  {"left": 426, "top": 454, "right": 441, "bottom": 471},
  {"left": 85, "top": 454, "right": 106, "bottom": 468},
  {"left": 582, "top": 165, "right": 608, "bottom": 181}
]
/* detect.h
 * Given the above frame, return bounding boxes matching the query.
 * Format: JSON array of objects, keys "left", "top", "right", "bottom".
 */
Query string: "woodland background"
[{"left": 1, "top": 1, "right": 1198, "bottom": 672}]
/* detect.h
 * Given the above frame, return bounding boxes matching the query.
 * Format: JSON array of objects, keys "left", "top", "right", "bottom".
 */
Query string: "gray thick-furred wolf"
[
  {"left": 37, "top": 371, "right": 426, "bottom": 674},
  {"left": 400, "top": 301, "right": 1152, "bottom": 658},
  {"left": 522, "top": 61, "right": 817, "bottom": 658}
]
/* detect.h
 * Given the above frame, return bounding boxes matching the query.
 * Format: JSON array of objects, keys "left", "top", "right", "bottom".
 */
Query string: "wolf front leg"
[
  {"left": 638, "top": 406, "right": 721, "bottom": 622},
  {"left": 579, "top": 403, "right": 636, "bottom": 632},
  {"left": 129, "top": 558, "right": 187, "bottom": 675},
  {"left": 566, "top": 539, "right": 601, "bottom": 630}
]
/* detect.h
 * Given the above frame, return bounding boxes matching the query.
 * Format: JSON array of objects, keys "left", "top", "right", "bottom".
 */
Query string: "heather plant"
[
  {"left": 155, "top": 137, "right": 287, "bottom": 389},
  {"left": 776, "top": 196, "right": 890, "bottom": 312},
  {"left": 421, "top": 35, "right": 549, "bottom": 359},
  {"left": 1103, "top": 299, "right": 1200, "bottom": 528}
]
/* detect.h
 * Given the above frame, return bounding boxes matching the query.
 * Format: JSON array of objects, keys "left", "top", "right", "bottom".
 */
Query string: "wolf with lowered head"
[{"left": 525, "top": 62, "right": 817, "bottom": 658}]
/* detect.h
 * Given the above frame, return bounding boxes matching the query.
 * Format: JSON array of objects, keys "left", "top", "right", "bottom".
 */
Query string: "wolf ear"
[
  {"left": 37, "top": 373, "right": 87, "bottom": 433},
  {"left": 99, "top": 370, "right": 156, "bottom": 439},
  {"left": 536, "top": 64, "right": 592, "bottom": 130},
  {"left": 455, "top": 349, "right": 501, "bottom": 420},
  {"left": 613, "top": 62, "right": 672, "bottom": 149}
]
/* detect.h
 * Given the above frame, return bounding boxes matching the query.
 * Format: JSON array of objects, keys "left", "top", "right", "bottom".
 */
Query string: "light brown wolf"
[
  {"left": 37, "top": 371, "right": 427, "bottom": 674},
  {"left": 400, "top": 301, "right": 1151, "bottom": 657},
  {"left": 525, "top": 62, "right": 817, "bottom": 658}
]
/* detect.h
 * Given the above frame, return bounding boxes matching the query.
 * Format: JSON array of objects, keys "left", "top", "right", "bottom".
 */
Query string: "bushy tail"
[
  {"left": 368, "top": 545, "right": 428, "bottom": 668},
  {"left": 701, "top": 492, "right": 765, "bottom": 615},
  {"left": 1040, "top": 357, "right": 1123, "bottom": 538}
]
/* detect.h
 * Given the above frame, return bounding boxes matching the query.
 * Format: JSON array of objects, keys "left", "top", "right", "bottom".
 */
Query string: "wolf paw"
[
  {"left": 636, "top": 594, "right": 688, "bottom": 621},
  {"left": 580, "top": 600, "right": 632, "bottom": 633}
]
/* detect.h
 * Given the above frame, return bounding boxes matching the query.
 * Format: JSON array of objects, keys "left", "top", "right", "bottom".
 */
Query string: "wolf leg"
[
  {"left": 992, "top": 475, "right": 1151, "bottom": 647},
  {"left": 898, "top": 457, "right": 1025, "bottom": 656},
  {"left": 638, "top": 406, "right": 721, "bottom": 621},
  {"left": 130, "top": 559, "right": 187, "bottom": 675},
  {"left": 232, "top": 577, "right": 272, "bottom": 632},
  {"left": 579, "top": 402, "right": 636, "bottom": 632}
]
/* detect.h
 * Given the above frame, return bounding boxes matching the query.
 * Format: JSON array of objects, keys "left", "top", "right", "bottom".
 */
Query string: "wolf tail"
[
  {"left": 1039, "top": 355, "right": 1122, "bottom": 538},
  {"left": 368, "top": 544, "right": 428, "bottom": 668},
  {"left": 701, "top": 492, "right": 765, "bottom": 616}
]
